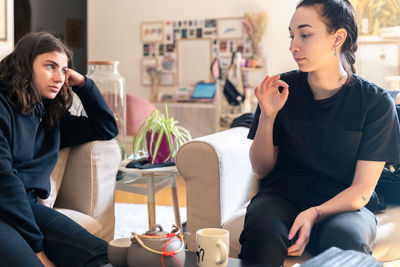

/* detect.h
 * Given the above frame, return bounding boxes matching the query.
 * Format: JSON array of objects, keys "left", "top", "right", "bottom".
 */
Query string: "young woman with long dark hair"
[
  {"left": 238, "top": 1, "right": 400, "bottom": 266},
  {"left": 0, "top": 32, "right": 118, "bottom": 266}
]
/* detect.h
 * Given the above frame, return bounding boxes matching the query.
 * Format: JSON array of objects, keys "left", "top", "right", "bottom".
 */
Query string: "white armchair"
[{"left": 176, "top": 127, "right": 400, "bottom": 266}]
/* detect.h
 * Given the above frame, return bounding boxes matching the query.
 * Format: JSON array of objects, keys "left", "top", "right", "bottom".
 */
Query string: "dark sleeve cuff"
[
  {"left": 72, "top": 76, "right": 93, "bottom": 91},
  {"left": 30, "top": 238, "right": 44, "bottom": 253}
]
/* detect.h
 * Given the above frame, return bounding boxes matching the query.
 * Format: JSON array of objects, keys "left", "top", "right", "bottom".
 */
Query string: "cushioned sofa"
[
  {"left": 176, "top": 127, "right": 400, "bottom": 266},
  {"left": 38, "top": 95, "right": 121, "bottom": 242},
  {"left": 39, "top": 139, "right": 121, "bottom": 242}
]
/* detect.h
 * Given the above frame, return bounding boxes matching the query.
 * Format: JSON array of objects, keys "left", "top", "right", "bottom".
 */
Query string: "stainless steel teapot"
[{"left": 108, "top": 224, "right": 190, "bottom": 267}]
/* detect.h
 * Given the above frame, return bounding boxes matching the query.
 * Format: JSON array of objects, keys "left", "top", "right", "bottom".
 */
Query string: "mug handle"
[{"left": 216, "top": 241, "right": 227, "bottom": 264}]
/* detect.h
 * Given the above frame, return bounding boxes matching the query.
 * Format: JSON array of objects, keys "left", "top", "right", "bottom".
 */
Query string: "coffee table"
[
  {"left": 117, "top": 159, "right": 181, "bottom": 230},
  {"left": 184, "top": 251, "right": 242, "bottom": 267}
]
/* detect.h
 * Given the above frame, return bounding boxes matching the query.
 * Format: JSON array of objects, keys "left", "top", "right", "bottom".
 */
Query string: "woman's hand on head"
[
  {"left": 287, "top": 207, "right": 318, "bottom": 256},
  {"left": 62, "top": 68, "right": 85, "bottom": 92},
  {"left": 255, "top": 74, "right": 289, "bottom": 119},
  {"left": 36, "top": 251, "right": 56, "bottom": 267}
]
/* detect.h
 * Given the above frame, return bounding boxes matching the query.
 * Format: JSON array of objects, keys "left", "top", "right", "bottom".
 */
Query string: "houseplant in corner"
[{"left": 132, "top": 105, "right": 192, "bottom": 164}]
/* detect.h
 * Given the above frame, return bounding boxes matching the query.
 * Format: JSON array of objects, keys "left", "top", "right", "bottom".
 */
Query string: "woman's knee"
[
  {"left": 0, "top": 219, "right": 43, "bottom": 266},
  {"left": 316, "top": 211, "right": 375, "bottom": 254},
  {"left": 239, "top": 215, "right": 289, "bottom": 264}
]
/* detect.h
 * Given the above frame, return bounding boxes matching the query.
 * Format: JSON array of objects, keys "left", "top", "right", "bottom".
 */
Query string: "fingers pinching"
[{"left": 266, "top": 74, "right": 281, "bottom": 88}]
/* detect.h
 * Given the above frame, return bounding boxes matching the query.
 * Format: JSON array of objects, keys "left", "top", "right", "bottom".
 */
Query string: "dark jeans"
[
  {"left": 0, "top": 194, "right": 109, "bottom": 267},
  {"left": 238, "top": 193, "right": 377, "bottom": 267}
]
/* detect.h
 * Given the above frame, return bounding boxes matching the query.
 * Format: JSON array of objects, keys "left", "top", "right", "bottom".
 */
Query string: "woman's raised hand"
[
  {"left": 63, "top": 68, "right": 85, "bottom": 90},
  {"left": 255, "top": 74, "right": 289, "bottom": 118}
]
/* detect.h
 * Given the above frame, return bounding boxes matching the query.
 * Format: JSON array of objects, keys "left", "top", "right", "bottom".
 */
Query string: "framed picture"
[
  {"left": 177, "top": 39, "right": 212, "bottom": 85},
  {"left": 219, "top": 40, "right": 227, "bottom": 53},
  {"left": 141, "top": 57, "right": 158, "bottom": 86},
  {"left": 0, "top": 0, "right": 7, "bottom": 41},
  {"left": 141, "top": 21, "right": 164, "bottom": 42},
  {"left": 217, "top": 17, "right": 243, "bottom": 40},
  {"left": 350, "top": 0, "right": 400, "bottom": 36},
  {"left": 205, "top": 19, "right": 217, "bottom": 28},
  {"left": 66, "top": 18, "right": 83, "bottom": 47},
  {"left": 160, "top": 73, "right": 175, "bottom": 86},
  {"left": 160, "top": 53, "right": 176, "bottom": 72}
]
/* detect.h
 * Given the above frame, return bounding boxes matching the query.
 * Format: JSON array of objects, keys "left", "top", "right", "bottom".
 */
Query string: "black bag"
[
  {"left": 376, "top": 163, "right": 400, "bottom": 207},
  {"left": 375, "top": 104, "right": 400, "bottom": 209},
  {"left": 223, "top": 78, "right": 244, "bottom": 106},
  {"left": 223, "top": 51, "right": 245, "bottom": 106}
]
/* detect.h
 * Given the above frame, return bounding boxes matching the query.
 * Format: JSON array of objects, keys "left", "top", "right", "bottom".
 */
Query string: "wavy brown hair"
[{"left": 0, "top": 32, "right": 74, "bottom": 128}]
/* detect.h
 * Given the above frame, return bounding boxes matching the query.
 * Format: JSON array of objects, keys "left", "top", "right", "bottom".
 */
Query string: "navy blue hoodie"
[{"left": 0, "top": 77, "right": 118, "bottom": 252}]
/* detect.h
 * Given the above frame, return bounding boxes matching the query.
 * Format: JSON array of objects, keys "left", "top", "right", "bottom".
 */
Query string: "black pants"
[
  {"left": 238, "top": 193, "right": 377, "bottom": 267},
  {"left": 0, "top": 195, "right": 109, "bottom": 267}
]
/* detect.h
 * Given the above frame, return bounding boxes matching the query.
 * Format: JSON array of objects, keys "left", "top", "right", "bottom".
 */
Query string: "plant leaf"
[{"left": 152, "top": 129, "right": 165, "bottom": 164}]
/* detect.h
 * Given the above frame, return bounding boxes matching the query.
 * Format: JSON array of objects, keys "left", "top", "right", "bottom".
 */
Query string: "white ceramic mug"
[{"left": 196, "top": 228, "right": 229, "bottom": 267}]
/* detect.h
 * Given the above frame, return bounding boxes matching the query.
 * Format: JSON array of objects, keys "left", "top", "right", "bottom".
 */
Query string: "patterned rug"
[{"left": 114, "top": 203, "right": 187, "bottom": 239}]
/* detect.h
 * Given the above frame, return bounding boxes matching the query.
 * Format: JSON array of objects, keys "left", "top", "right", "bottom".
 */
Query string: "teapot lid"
[
  {"left": 144, "top": 224, "right": 168, "bottom": 236},
  {"left": 139, "top": 224, "right": 181, "bottom": 238}
]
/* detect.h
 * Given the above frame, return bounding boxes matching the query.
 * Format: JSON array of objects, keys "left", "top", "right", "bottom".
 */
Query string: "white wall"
[
  {"left": 0, "top": 0, "right": 14, "bottom": 59},
  {"left": 88, "top": 0, "right": 298, "bottom": 99}
]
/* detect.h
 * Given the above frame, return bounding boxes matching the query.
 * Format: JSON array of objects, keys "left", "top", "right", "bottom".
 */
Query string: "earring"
[{"left": 334, "top": 46, "right": 337, "bottom": 56}]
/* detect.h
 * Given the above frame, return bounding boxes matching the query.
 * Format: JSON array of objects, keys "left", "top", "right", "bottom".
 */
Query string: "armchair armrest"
[
  {"left": 55, "top": 139, "right": 121, "bottom": 241},
  {"left": 176, "top": 127, "right": 254, "bottom": 250}
]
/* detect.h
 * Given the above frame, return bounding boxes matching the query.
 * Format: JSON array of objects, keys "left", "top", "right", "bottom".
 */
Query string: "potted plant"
[{"left": 132, "top": 106, "right": 192, "bottom": 164}]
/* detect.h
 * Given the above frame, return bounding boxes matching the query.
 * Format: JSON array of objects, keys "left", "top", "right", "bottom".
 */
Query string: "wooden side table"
[{"left": 117, "top": 159, "right": 182, "bottom": 230}]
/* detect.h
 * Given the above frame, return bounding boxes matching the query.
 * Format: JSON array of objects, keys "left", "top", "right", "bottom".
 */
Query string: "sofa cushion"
[
  {"left": 55, "top": 208, "right": 102, "bottom": 238},
  {"left": 222, "top": 202, "right": 400, "bottom": 265},
  {"left": 373, "top": 205, "right": 400, "bottom": 262},
  {"left": 38, "top": 147, "right": 70, "bottom": 208}
]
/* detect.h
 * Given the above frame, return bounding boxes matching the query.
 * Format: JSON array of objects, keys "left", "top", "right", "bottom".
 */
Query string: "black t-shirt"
[{"left": 248, "top": 70, "right": 400, "bottom": 209}]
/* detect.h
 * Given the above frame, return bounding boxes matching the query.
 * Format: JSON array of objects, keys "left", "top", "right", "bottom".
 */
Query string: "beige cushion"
[
  {"left": 38, "top": 148, "right": 70, "bottom": 208},
  {"left": 55, "top": 208, "right": 102, "bottom": 238},
  {"left": 222, "top": 203, "right": 400, "bottom": 266},
  {"left": 373, "top": 205, "right": 400, "bottom": 262}
]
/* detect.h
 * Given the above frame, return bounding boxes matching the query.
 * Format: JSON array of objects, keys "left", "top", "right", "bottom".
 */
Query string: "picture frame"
[
  {"left": 160, "top": 53, "right": 176, "bottom": 72},
  {"left": 141, "top": 57, "right": 158, "bottom": 86},
  {"left": 0, "top": 0, "right": 7, "bottom": 41},
  {"left": 219, "top": 40, "right": 228, "bottom": 53},
  {"left": 177, "top": 39, "right": 212, "bottom": 85},
  {"left": 217, "top": 17, "right": 243, "bottom": 40},
  {"left": 160, "top": 72, "right": 175, "bottom": 86},
  {"left": 141, "top": 21, "right": 164, "bottom": 42},
  {"left": 66, "top": 18, "right": 83, "bottom": 47},
  {"left": 350, "top": 0, "right": 400, "bottom": 36}
]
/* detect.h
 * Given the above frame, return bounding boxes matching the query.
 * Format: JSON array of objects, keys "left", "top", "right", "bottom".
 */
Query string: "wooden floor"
[{"left": 114, "top": 174, "right": 187, "bottom": 207}]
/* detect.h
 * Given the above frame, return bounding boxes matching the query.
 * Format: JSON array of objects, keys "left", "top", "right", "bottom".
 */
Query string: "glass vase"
[{"left": 87, "top": 61, "right": 127, "bottom": 158}]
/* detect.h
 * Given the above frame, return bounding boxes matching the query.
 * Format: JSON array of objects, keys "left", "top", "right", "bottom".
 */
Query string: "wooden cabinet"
[
  {"left": 356, "top": 38, "right": 400, "bottom": 90},
  {"left": 153, "top": 101, "right": 220, "bottom": 139}
]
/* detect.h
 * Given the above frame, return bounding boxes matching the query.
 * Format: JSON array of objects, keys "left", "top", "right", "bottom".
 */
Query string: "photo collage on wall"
[{"left": 141, "top": 17, "right": 254, "bottom": 86}]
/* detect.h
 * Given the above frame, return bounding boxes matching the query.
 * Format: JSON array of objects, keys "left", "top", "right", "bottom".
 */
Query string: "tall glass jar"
[{"left": 87, "top": 61, "right": 127, "bottom": 158}]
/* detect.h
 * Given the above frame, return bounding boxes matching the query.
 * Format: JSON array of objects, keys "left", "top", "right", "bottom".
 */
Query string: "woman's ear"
[{"left": 334, "top": 28, "right": 347, "bottom": 48}]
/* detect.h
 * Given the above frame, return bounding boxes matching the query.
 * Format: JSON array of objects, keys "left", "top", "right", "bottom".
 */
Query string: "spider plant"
[{"left": 132, "top": 105, "right": 192, "bottom": 164}]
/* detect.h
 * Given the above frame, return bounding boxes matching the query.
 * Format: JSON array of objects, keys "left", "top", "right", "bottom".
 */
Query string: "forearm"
[
  {"left": 60, "top": 78, "right": 118, "bottom": 148},
  {"left": 72, "top": 77, "right": 117, "bottom": 131},
  {"left": 250, "top": 113, "right": 277, "bottom": 178},
  {"left": 314, "top": 160, "right": 384, "bottom": 222},
  {"left": 314, "top": 184, "right": 373, "bottom": 222}
]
